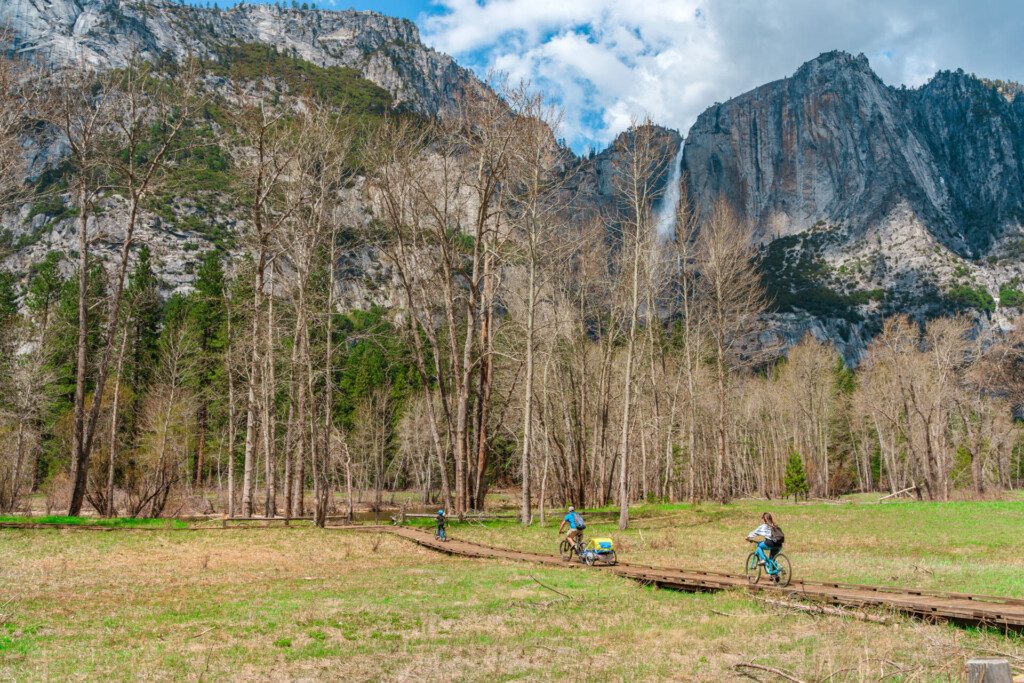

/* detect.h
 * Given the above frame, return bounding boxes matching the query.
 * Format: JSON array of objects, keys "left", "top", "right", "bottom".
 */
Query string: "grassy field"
[
  {"left": 0, "top": 515, "right": 188, "bottom": 529},
  {"left": 0, "top": 500, "right": 1022, "bottom": 681},
  {"left": 443, "top": 497, "right": 1024, "bottom": 597}
]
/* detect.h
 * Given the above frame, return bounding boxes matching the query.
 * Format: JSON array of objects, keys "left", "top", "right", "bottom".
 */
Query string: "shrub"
[
  {"left": 783, "top": 452, "right": 809, "bottom": 501},
  {"left": 1000, "top": 285, "right": 1024, "bottom": 308},
  {"left": 945, "top": 284, "right": 995, "bottom": 313},
  {"left": 207, "top": 43, "right": 392, "bottom": 114}
]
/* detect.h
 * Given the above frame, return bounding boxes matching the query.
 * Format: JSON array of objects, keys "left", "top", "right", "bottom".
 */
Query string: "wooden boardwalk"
[{"left": 368, "top": 526, "right": 1024, "bottom": 631}]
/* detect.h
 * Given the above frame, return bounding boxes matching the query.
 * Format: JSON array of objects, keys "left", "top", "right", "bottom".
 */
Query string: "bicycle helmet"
[
  {"left": 568, "top": 506, "right": 575, "bottom": 512},
  {"left": 438, "top": 509, "right": 444, "bottom": 515}
]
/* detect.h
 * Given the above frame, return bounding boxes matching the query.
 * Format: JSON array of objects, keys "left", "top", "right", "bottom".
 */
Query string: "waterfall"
[{"left": 654, "top": 139, "right": 685, "bottom": 239}]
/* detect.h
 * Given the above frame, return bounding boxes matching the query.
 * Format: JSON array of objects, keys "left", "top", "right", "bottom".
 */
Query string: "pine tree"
[
  {"left": 784, "top": 452, "right": 810, "bottom": 501},
  {"left": 183, "top": 250, "right": 227, "bottom": 485},
  {"left": 124, "top": 247, "right": 162, "bottom": 392},
  {"left": 0, "top": 270, "right": 17, "bottom": 333},
  {"left": 40, "top": 262, "right": 106, "bottom": 478},
  {"left": 0, "top": 271, "right": 18, "bottom": 370},
  {"left": 26, "top": 251, "right": 64, "bottom": 335}
]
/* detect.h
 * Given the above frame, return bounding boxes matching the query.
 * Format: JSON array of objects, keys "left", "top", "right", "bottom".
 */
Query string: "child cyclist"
[
  {"left": 435, "top": 509, "right": 447, "bottom": 541},
  {"left": 747, "top": 512, "right": 785, "bottom": 582}
]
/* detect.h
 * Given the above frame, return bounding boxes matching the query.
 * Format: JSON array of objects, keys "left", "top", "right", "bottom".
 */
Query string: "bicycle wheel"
[
  {"left": 559, "top": 539, "right": 573, "bottom": 562},
  {"left": 773, "top": 554, "right": 792, "bottom": 587},
  {"left": 584, "top": 552, "right": 595, "bottom": 566},
  {"left": 745, "top": 552, "right": 761, "bottom": 584},
  {"left": 605, "top": 551, "right": 618, "bottom": 566}
]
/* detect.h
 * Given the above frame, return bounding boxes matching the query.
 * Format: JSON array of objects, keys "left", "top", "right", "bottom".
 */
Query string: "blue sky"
[{"left": 187, "top": 1, "right": 1024, "bottom": 153}]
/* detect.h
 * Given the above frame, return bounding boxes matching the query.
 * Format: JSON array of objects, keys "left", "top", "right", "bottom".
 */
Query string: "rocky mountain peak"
[
  {"left": 0, "top": 0, "right": 481, "bottom": 115},
  {"left": 793, "top": 50, "right": 874, "bottom": 79},
  {"left": 673, "top": 50, "right": 1024, "bottom": 361}
]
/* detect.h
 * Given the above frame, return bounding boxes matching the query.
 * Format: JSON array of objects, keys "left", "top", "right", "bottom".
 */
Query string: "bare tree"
[
  {"left": 696, "top": 200, "right": 768, "bottom": 502},
  {"left": 0, "top": 325, "right": 53, "bottom": 512},
  {"left": 275, "top": 98, "right": 354, "bottom": 524},
  {"left": 610, "top": 121, "right": 665, "bottom": 529},
  {"left": 505, "top": 86, "right": 569, "bottom": 523},
  {"left": 125, "top": 327, "right": 196, "bottom": 517},
  {"left": 45, "top": 67, "right": 115, "bottom": 516},
  {"left": 229, "top": 89, "right": 297, "bottom": 517},
  {"left": 48, "top": 59, "right": 201, "bottom": 515}
]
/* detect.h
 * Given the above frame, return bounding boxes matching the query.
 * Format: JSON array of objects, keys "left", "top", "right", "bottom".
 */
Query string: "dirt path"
[{"left": 350, "top": 526, "right": 1024, "bottom": 630}]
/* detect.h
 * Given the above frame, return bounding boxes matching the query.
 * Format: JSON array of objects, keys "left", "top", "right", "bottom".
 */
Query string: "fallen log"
[
  {"left": 733, "top": 662, "right": 807, "bottom": 683},
  {"left": 759, "top": 597, "right": 890, "bottom": 625},
  {"left": 878, "top": 486, "right": 916, "bottom": 502}
]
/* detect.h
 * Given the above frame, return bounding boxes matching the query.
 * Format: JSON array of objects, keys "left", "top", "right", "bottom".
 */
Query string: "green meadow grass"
[
  {"left": 0, "top": 515, "right": 187, "bottom": 529},
  {"left": 0, "top": 501, "right": 1021, "bottom": 681},
  {"left": 439, "top": 497, "right": 1024, "bottom": 597}
]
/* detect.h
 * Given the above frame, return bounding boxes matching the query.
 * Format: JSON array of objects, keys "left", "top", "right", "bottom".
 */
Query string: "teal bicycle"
[{"left": 744, "top": 541, "right": 792, "bottom": 587}]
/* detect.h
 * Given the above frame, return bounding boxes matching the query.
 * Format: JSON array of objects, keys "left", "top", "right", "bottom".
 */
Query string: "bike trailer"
[{"left": 585, "top": 537, "right": 615, "bottom": 554}]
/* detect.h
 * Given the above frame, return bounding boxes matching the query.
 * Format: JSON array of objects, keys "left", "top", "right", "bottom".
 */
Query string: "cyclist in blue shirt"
[
  {"left": 558, "top": 506, "right": 585, "bottom": 550},
  {"left": 435, "top": 509, "right": 447, "bottom": 541}
]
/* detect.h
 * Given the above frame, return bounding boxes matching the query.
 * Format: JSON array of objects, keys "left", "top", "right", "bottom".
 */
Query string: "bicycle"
[
  {"left": 558, "top": 531, "right": 618, "bottom": 565},
  {"left": 559, "top": 530, "right": 585, "bottom": 562},
  {"left": 744, "top": 541, "right": 792, "bottom": 587}
]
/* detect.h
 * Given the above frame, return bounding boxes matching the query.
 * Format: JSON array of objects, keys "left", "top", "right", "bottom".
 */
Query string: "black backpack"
[{"left": 770, "top": 524, "right": 785, "bottom": 544}]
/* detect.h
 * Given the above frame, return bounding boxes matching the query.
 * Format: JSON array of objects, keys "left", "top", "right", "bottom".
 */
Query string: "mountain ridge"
[
  {"left": 1, "top": 0, "right": 483, "bottom": 115},
  {"left": 4, "top": 4, "right": 1024, "bottom": 361}
]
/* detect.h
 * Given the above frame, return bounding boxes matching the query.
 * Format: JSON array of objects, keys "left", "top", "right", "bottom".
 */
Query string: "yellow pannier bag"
[{"left": 586, "top": 537, "right": 615, "bottom": 553}]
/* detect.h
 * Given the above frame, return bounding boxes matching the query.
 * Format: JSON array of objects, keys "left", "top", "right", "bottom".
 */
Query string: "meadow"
[{"left": 1, "top": 498, "right": 1022, "bottom": 681}]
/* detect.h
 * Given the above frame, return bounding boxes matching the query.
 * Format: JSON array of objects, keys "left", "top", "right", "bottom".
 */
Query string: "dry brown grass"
[{"left": 0, "top": 520, "right": 1021, "bottom": 681}]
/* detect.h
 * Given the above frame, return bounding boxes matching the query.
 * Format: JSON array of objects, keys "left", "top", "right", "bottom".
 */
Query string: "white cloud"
[{"left": 422, "top": 0, "right": 1024, "bottom": 151}]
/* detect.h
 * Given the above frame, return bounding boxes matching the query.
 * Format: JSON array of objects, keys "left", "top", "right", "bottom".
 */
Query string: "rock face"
[
  {"left": 682, "top": 51, "right": 1024, "bottom": 257},
  {"left": 678, "top": 51, "right": 1024, "bottom": 361},
  {"left": 0, "top": 0, "right": 480, "bottom": 115},
  {"left": 570, "top": 125, "right": 683, "bottom": 215},
  {"left": 4, "top": 3, "right": 1024, "bottom": 362}
]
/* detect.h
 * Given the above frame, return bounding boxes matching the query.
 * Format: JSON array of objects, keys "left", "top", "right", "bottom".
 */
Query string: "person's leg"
[{"left": 755, "top": 541, "right": 770, "bottom": 566}]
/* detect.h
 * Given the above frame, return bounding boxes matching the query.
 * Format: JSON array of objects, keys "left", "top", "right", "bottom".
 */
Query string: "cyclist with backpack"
[
  {"left": 435, "top": 509, "right": 447, "bottom": 542},
  {"left": 747, "top": 512, "right": 785, "bottom": 581},
  {"left": 559, "top": 506, "right": 586, "bottom": 550}
]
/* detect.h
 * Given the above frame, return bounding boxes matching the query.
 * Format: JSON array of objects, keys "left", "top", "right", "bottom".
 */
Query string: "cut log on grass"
[
  {"left": 733, "top": 662, "right": 807, "bottom": 683},
  {"left": 967, "top": 659, "right": 1012, "bottom": 683},
  {"left": 759, "top": 598, "right": 890, "bottom": 625}
]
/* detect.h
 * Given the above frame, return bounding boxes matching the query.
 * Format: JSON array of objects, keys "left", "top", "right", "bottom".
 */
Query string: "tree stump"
[{"left": 967, "top": 658, "right": 1012, "bottom": 683}]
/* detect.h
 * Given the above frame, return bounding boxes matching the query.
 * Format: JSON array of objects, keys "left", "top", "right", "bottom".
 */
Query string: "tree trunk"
[
  {"left": 617, "top": 230, "right": 642, "bottom": 531},
  {"left": 520, "top": 254, "right": 536, "bottom": 524},
  {"left": 226, "top": 312, "right": 237, "bottom": 518},
  {"left": 241, "top": 244, "right": 265, "bottom": 517},
  {"left": 9, "top": 422, "right": 25, "bottom": 512},
  {"left": 106, "top": 327, "right": 129, "bottom": 517},
  {"left": 68, "top": 185, "right": 91, "bottom": 516},
  {"left": 472, "top": 251, "right": 494, "bottom": 510},
  {"left": 262, "top": 265, "right": 277, "bottom": 517}
]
